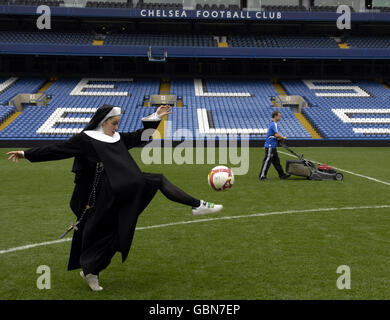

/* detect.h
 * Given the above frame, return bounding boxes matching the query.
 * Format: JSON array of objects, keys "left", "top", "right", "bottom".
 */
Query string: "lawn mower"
[{"left": 279, "top": 141, "right": 344, "bottom": 181}]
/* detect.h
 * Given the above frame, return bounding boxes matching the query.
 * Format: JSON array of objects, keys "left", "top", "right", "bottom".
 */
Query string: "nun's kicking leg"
[{"left": 158, "top": 175, "right": 224, "bottom": 216}]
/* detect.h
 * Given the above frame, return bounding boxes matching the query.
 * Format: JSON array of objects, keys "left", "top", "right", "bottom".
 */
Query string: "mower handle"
[{"left": 278, "top": 140, "right": 304, "bottom": 160}]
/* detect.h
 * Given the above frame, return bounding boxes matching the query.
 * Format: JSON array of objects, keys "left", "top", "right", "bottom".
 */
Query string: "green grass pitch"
[{"left": 1, "top": 146, "right": 390, "bottom": 299}]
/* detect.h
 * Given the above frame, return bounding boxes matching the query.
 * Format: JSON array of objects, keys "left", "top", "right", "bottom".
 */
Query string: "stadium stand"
[
  {"left": 104, "top": 33, "right": 217, "bottom": 47},
  {"left": 0, "top": 31, "right": 218, "bottom": 48},
  {"left": 3, "top": 31, "right": 390, "bottom": 50},
  {"left": 228, "top": 35, "right": 339, "bottom": 48},
  {"left": 281, "top": 80, "right": 390, "bottom": 139},
  {"left": 1, "top": 77, "right": 390, "bottom": 141},
  {"left": 245, "top": 0, "right": 306, "bottom": 11},
  {"left": 0, "top": 31, "right": 94, "bottom": 45},
  {"left": 373, "top": 6, "right": 390, "bottom": 11},
  {"left": 0, "top": 78, "right": 160, "bottom": 140},
  {"left": 0, "top": 77, "right": 46, "bottom": 105},
  {"left": 0, "top": 106, "right": 15, "bottom": 124},
  {"left": 169, "top": 79, "right": 312, "bottom": 140},
  {"left": 195, "top": 4, "right": 240, "bottom": 10},
  {"left": 3, "top": 30, "right": 389, "bottom": 50},
  {"left": 311, "top": 0, "right": 355, "bottom": 12},
  {"left": 373, "top": 0, "right": 390, "bottom": 11},
  {"left": 345, "top": 36, "right": 390, "bottom": 48},
  {"left": 261, "top": 5, "right": 306, "bottom": 11},
  {"left": 12, "top": 0, "right": 64, "bottom": 6},
  {"left": 0, "top": 77, "right": 311, "bottom": 140},
  {"left": 86, "top": 1, "right": 132, "bottom": 8},
  {"left": 135, "top": 1, "right": 183, "bottom": 9}
]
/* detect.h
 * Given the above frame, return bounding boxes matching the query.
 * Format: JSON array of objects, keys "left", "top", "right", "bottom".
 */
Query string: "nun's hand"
[
  {"left": 156, "top": 105, "right": 172, "bottom": 117},
  {"left": 6, "top": 151, "right": 24, "bottom": 163}
]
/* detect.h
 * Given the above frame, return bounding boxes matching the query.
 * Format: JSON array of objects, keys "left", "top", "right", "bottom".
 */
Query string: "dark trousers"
[{"left": 259, "top": 148, "right": 285, "bottom": 178}]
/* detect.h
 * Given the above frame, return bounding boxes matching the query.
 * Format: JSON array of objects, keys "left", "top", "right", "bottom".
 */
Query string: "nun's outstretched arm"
[
  {"left": 120, "top": 105, "right": 172, "bottom": 149},
  {"left": 120, "top": 114, "right": 161, "bottom": 149},
  {"left": 22, "top": 133, "right": 85, "bottom": 162}
]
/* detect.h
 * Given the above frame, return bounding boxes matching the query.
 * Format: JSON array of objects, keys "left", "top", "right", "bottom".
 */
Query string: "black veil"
[
  {"left": 72, "top": 104, "right": 119, "bottom": 173},
  {"left": 82, "top": 104, "right": 117, "bottom": 132}
]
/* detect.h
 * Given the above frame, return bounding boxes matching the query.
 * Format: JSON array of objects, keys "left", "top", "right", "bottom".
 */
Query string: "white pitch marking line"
[
  {"left": 1, "top": 204, "right": 390, "bottom": 255},
  {"left": 279, "top": 150, "right": 390, "bottom": 187}
]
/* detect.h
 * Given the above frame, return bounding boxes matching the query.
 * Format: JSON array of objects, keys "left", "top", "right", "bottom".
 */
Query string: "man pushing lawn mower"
[
  {"left": 259, "top": 110, "right": 291, "bottom": 181},
  {"left": 258, "top": 110, "right": 343, "bottom": 182}
]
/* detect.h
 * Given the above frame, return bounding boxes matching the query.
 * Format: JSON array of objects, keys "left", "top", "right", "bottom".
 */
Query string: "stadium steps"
[
  {"left": 338, "top": 43, "right": 350, "bottom": 49},
  {"left": 0, "top": 78, "right": 56, "bottom": 131},
  {"left": 271, "top": 79, "right": 288, "bottom": 96},
  {"left": 271, "top": 79, "right": 322, "bottom": 139},
  {"left": 218, "top": 42, "right": 229, "bottom": 47},
  {"left": 271, "top": 79, "right": 287, "bottom": 106},
  {"left": 92, "top": 40, "right": 104, "bottom": 46},
  {"left": 0, "top": 111, "right": 22, "bottom": 131},
  {"left": 374, "top": 78, "right": 390, "bottom": 91},
  {"left": 152, "top": 78, "right": 172, "bottom": 139},
  {"left": 38, "top": 77, "right": 57, "bottom": 93},
  {"left": 214, "top": 35, "right": 228, "bottom": 48},
  {"left": 380, "top": 80, "right": 390, "bottom": 91},
  {"left": 143, "top": 96, "right": 149, "bottom": 107},
  {"left": 159, "top": 79, "right": 170, "bottom": 95},
  {"left": 294, "top": 113, "right": 323, "bottom": 139}
]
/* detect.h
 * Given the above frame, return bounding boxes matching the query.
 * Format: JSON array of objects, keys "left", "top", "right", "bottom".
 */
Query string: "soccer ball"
[{"left": 208, "top": 166, "right": 234, "bottom": 191}]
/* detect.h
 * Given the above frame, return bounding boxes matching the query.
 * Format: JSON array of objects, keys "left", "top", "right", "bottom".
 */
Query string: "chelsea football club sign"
[{"left": 139, "top": 9, "right": 282, "bottom": 20}]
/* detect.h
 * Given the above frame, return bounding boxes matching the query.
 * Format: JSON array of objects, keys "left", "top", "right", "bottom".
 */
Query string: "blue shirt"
[{"left": 264, "top": 121, "right": 279, "bottom": 148}]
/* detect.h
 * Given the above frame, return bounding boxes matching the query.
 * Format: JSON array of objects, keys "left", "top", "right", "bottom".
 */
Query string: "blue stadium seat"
[
  {"left": 281, "top": 79, "right": 390, "bottom": 139},
  {"left": 0, "top": 77, "right": 389, "bottom": 141},
  {"left": 228, "top": 34, "right": 339, "bottom": 48}
]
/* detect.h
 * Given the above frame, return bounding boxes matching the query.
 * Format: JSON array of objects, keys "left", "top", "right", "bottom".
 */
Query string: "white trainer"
[
  {"left": 80, "top": 271, "right": 103, "bottom": 291},
  {"left": 192, "top": 200, "right": 223, "bottom": 216}
]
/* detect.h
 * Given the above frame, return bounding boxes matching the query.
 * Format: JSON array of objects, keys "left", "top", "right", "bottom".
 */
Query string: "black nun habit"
[{"left": 24, "top": 104, "right": 165, "bottom": 275}]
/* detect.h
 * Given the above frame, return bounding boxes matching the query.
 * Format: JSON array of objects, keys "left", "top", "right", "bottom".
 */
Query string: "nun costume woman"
[{"left": 6, "top": 104, "right": 223, "bottom": 291}]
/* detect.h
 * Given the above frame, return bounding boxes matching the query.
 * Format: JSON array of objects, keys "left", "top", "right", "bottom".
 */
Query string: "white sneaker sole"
[{"left": 192, "top": 205, "right": 223, "bottom": 216}]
